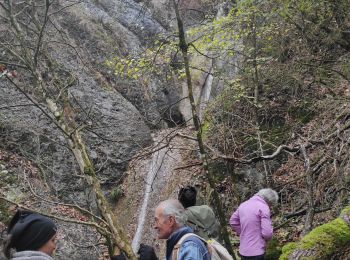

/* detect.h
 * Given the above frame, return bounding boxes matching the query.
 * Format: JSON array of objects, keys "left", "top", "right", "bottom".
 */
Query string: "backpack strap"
[{"left": 172, "top": 233, "right": 210, "bottom": 260}]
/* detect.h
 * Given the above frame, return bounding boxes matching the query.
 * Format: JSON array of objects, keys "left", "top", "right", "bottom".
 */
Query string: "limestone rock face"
[
  {"left": 58, "top": 0, "right": 182, "bottom": 128},
  {"left": 0, "top": 0, "right": 173, "bottom": 203},
  {"left": 0, "top": 0, "right": 171, "bottom": 258}
]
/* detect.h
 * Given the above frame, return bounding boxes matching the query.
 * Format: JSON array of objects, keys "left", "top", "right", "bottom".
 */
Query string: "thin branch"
[
  {"left": 48, "top": 0, "right": 83, "bottom": 16},
  {"left": 0, "top": 60, "right": 27, "bottom": 69},
  {"left": 33, "top": 0, "right": 50, "bottom": 68},
  {"left": 174, "top": 161, "right": 202, "bottom": 170},
  {"left": 24, "top": 172, "right": 109, "bottom": 227},
  {"left": 0, "top": 104, "right": 35, "bottom": 110},
  {"left": 0, "top": 196, "right": 109, "bottom": 236},
  {"left": 5, "top": 75, "right": 70, "bottom": 137},
  {"left": 189, "top": 43, "right": 222, "bottom": 59},
  {"left": 284, "top": 206, "right": 332, "bottom": 220}
]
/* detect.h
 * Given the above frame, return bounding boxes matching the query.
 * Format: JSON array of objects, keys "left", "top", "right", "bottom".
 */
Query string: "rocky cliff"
[{"left": 0, "top": 0, "right": 181, "bottom": 258}]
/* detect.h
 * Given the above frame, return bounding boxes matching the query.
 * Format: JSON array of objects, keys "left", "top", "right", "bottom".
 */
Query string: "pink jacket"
[{"left": 229, "top": 195, "right": 273, "bottom": 256}]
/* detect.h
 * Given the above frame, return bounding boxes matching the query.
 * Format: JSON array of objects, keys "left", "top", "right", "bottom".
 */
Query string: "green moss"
[
  {"left": 340, "top": 205, "right": 350, "bottom": 215},
  {"left": 280, "top": 211, "right": 350, "bottom": 259},
  {"left": 301, "top": 218, "right": 350, "bottom": 251},
  {"left": 280, "top": 242, "right": 297, "bottom": 260}
]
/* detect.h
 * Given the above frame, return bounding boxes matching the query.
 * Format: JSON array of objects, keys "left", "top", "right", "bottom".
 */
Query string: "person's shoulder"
[
  {"left": 187, "top": 205, "right": 214, "bottom": 214},
  {"left": 181, "top": 234, "right": 206, "bottom": 247},
  {"left": 239, "top": 195, "right": 267, "bottom": 210}
]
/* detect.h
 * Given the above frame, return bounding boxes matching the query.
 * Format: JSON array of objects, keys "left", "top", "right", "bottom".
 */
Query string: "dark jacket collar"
[{"left": 166, "top": 226, "right": 192, "bottom": 259}]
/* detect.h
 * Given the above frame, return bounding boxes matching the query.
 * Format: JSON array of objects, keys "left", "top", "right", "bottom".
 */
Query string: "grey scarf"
[{"left": 11, "top": 251, "right": 53, "bottom": 260}]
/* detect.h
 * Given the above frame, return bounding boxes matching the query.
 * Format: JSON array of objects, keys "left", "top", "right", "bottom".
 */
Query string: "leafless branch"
[
  {"left": 0, "top": 196, "right": 110, "bottom": 237},
  {"left": 5, "top": 75, "right": 70, "bottom": 137},
  {"left": 24, "top": 172, "right": 109, "bottom": 227}
]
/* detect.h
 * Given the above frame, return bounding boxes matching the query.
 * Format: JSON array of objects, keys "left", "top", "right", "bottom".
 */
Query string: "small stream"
[{"left": 131, "top": 135, "right": 167, "bottom": 252}]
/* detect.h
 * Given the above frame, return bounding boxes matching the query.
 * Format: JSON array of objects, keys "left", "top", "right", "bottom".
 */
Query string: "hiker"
[
  {"left": 178, "top": 185, "right": 220, "bottom": 240},
  {"left": 138, "top": 199, "right": 210, "bottom": 260},
  {"left": 229, "top": 188, "right": 278, "bottom": 260},
  {"left": 3, "top": 210, "right": 57, "bottom": 260}
]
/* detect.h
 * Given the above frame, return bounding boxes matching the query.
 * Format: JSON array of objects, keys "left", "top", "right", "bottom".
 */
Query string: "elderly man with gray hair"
[
  {"left": 229, "top": 188, "right": 278, "bottom": 260},
  {"left": 148, "top": 199, "right": 210, "bottom": 260}
]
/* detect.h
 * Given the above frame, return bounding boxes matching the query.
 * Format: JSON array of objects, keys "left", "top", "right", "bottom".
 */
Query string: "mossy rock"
[{"left": 280, "top": 206, "right": 350, "bottom": 260}]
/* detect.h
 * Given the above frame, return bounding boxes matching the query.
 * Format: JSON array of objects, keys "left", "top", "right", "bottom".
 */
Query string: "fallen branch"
[
  {"left": 284, "top": 206, "right": 332, "bottom": 220},
  {"left": 174, "top": 161, "right": 202, "bottom": 170}
]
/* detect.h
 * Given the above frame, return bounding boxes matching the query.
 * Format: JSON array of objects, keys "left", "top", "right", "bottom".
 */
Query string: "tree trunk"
[{"left": 172, "top": 0, "right": 235, "bottom": 257}]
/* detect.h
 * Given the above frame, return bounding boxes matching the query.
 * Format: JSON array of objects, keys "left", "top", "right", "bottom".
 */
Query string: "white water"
[
  {"left": 198, "top": 68, "right": 213, "bottom": 120},
  {"left": 131, "top": 137, "right": 167, "bottom": 253},
  {"left": 198, "top": 3, "right": 232, "bottom": 120}
]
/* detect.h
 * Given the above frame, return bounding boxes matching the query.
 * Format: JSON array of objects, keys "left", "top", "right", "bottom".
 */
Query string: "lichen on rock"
[{"left": 280, "top": 206, "right": 350, "bottom": 260}]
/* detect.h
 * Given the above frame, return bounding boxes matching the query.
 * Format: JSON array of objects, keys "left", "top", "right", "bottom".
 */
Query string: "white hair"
[
  {"left": 158, "top": 199, "right": 186, "bottom": 226},
  {"left": 256, "top": 188, "right": 279, "bottom": 205}
]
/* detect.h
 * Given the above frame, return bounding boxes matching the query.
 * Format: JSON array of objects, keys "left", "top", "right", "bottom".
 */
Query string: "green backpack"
[{"left": 184, "top": 205, "right": 220, "bottom": 241}]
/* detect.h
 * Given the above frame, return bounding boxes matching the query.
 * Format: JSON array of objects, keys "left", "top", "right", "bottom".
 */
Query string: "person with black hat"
[
  {"left": 178, "top": 186, "right": 220, "bottom": 241},
  {"left": 3, "top": 210, "right": 57, "bottom": 260}
]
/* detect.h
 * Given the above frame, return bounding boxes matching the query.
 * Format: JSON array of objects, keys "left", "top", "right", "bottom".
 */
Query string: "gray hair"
[
  {"left": 158, "top": 199, "right": 186, "bottom": 227},
  {"left": 256, "top": 188, "right": 279, "bottom": 205}
]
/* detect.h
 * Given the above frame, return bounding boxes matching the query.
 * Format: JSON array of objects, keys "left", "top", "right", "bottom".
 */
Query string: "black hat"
[
  {"left": 178, "top": 186, "right": 197, "bottom": 208},
  {"left": 7, "top": 210, "right": 57, "bottom": 252}
]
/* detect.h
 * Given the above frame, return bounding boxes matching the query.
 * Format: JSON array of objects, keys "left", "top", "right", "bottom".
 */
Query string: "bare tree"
[
  {"left": 171, "top": 0, "right": 236, "bottom": 257},
  {"left": 0, "top": 0, "right": 135, "bottom": 258}
]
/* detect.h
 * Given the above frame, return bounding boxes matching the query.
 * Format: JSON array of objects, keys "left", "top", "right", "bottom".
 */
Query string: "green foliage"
[
  {"left": 105, "top": 36, "right": 180, "bottom": 83},
  {"left": 198, "top": 0, "right": 350, "bottom": 164},
  {"left": 106, "top": 0, "right": 350, "bottom": 172},
  {"left": 280, "top": 242, "right": 297, "bottom": 260}
]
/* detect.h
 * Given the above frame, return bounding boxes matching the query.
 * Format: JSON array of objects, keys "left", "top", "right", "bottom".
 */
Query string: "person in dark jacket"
[
  {"left": 3, "top": 210, "right": 57, "bottom": 260},
  {"left": 113, "top": 199, "right": 211, "bottom": 260},
  {"left": 154, "top": 199, "right": 210, "bottom": 260}
]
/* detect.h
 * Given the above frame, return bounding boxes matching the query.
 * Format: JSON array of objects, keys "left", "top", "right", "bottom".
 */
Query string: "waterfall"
[
  {"left": 198, "top": 3, "right": 235, "bottom": 120},
  {"left": 131, "top": 135, "right": 167, "bottom": 252},
  {"left": 198, "top": 68, "right": 214, "bottom": 120}
]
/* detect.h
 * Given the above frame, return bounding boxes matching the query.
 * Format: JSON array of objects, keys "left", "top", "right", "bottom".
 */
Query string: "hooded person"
[
  {"left": 3, "top": 210, "right": 57, "bottom": 260},
  {"left": 178, "top": 186, "right": 220, "bottom": 241}
]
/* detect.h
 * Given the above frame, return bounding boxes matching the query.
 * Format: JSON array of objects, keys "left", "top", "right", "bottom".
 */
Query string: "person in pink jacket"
[{"left": 229, "top": 188, "right": 278, "bottom": 260}]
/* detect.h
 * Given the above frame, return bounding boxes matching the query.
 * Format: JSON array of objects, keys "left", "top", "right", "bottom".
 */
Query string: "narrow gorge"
[{"left": 1, "top": 0, "right": 350, "bottom": 259}]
